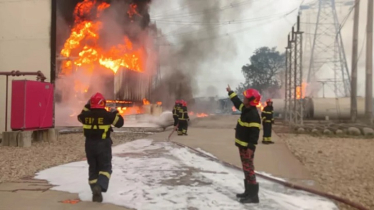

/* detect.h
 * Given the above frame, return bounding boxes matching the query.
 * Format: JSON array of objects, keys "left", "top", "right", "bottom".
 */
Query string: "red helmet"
[
  {"left": 266, "top": 99, "right": 273, "bottom": 103},
  {"left": 175, "top": 100, "right": 179, "bottom": 104},
  {"left": 243, "top": 89, "right": 261, "bottom": 106},
  {"left": 90, "top": 92, "right": 106, "bottom": 109},
  {"left": 183, "top": 101, "right": 187, "bottom": 106}
]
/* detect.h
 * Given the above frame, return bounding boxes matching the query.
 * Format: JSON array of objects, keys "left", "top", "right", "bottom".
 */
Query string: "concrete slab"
[
  {"left": 0, "top": 115, "right": 319, "bottom": 209},
  {"left": 0, "top": 179, "right": 132, "bottom": 210},
  {"left": 152, "top": 116, "right": 318, "bottom": 189}
]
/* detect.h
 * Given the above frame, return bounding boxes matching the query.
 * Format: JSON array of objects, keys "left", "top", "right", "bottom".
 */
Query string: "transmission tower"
[{"left": 305, "top": 0, "right": 351, "bottom": 97}]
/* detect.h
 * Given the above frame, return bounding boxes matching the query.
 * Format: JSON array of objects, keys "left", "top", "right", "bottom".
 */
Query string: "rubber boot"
[
  {"left": 92, "top": 185, "right": 103, "bottom": 203},
  {"left": 239, "top": 182, "right": 259, "bottom": 203}
]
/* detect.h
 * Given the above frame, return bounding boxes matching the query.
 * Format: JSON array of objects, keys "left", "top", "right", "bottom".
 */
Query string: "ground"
[{"left": 0, "top": 115, "right": 372, "bottom": 209}]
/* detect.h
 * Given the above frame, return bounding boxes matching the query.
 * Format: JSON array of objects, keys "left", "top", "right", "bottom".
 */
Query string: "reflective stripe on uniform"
[
  {"left": 263, "top": 137, "right": 272, "bottom": 141},
  {"left": 99, "top": 171, "right": 111, "bottom": 179},
  {"left": 229, "top": 92, "right": 237, "bottom": 99},
  {"left": 235, "top": 139, "right": 248, "bottom": 147},
  {"left": 82, "top": 124, "right": 111, "bottom": 139},
  {"left": 262, "top": 111, "right": 273, "bottom": 114},
  {"left": 264, "top": 120, "right": 272, "bottom": 123},
  {"left": 83, "top": 107, "right": 90, "bottom": 111},
  {"left": 238, "top": 119, "right": 261, "bottom": 128},
  {"left": 112, "top": 114, "right": 120, "bottom": 125},
  {"left": 239, "top": 104, "right": 244, "bottom": 111},
  {"left": 235, "top": 139, "right": 257, "bottom": 147},
  {"left": 89, "top": 179, "right": 97, "bottom": 184}
]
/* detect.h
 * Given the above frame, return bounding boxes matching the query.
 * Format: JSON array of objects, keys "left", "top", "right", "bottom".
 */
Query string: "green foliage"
[{"left": 237, "top": 47, "right": 285, "bottom": 95}]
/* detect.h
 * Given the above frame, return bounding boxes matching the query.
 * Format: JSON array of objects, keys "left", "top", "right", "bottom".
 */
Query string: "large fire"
[
  {"left": 60, "top": 0, "right": 145, "bottom": 76},
  {"left": 60, "top": 0, "right": 157, "bottom": 118}
]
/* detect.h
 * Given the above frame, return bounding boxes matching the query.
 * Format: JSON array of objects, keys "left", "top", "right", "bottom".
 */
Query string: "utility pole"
[
  {"left": 350, "top": 0, "right": 360, "bottom": 122},
  {"left": 365, "top": 0, "right": 373, "bottom": 124}
]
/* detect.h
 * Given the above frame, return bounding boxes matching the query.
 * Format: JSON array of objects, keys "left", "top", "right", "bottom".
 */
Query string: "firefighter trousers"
[
  {"left": 173, "top": 116, "right": 178, "bottom": 126},
  {"left": 178, "top": 119, "right": 188, "bottom": 135},
  {"left": 85, "top": 138, "right": 112, "bottom": 193},
  {"left": 262, "top": 122, "right": 272, "bottom": 142},
  {"left": 238, "top": 146, "right": 257, "bottom": 184}
]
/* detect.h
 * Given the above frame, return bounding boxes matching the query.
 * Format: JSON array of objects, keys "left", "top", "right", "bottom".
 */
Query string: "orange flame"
[
  {"left": 233, "top": 103, "right": 264, "bottom": 111},
  {"left": 256, "top": 102, "right": 264, "bottom": 111},
  {"left": 143, "top": 98, "right": 150, "bottom": 105},
  {"left": 296, "top": 82, "right": 307, "bottom": 99},
  {"left": 189, "top": 111, "right": 208, "bottom": 118},
  {"left": 60, "top": 0, "right": 145, "bottom": 75}
]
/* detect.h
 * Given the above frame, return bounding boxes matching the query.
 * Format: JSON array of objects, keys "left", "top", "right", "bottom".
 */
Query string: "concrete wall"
[{"left": 0, "top": 0, "right": 51, "bottom": 133}]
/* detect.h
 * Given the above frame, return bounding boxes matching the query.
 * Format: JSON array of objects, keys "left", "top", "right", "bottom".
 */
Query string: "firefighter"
[
  {"left": 177, "top": 100, "right": 189, "bottom": 135},
  {"left": 77, "top": 92, "right": 124, "bottom": 203},
  {"left": 172, "top": 100, "right": 180, "bottom": 130},
  {"left": 261, "top": 99, "right": 274, "bottom": 144},
  {"left": 226, "top": 85, "right": 261, "bottom": 204}
]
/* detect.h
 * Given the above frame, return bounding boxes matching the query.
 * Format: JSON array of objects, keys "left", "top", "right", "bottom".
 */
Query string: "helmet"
[
  {"left": 243, "top": 89, "right": 261, "bottom": 106},
  {"left": 90, "top": 92, "right": 106, "bottom": 109},
  {"left": 175, "top": 100, "right": 179, "bottom": 104},
  {"left": 183, "top": 101, "right": 187, "bottom": 106},
  {"left": 266, "top": 99, "right": 273, "bottom": 103}
]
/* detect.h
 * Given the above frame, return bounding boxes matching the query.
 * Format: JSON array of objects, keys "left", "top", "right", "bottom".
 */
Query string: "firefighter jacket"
[
  {"left": 173, "top": 105, "right": 180, "bottom": 117},
  {"left": 77, "top": 109, "right": 124, "bottom": 140},
  {"left": 229, "top": 91, "right": 261, "bottom": 148},
  {"left": 261, "top": 106, "right": 274, "bottom": 123},
  {"left": 178, "top": 106, "right": 189, "bottom": 120}
]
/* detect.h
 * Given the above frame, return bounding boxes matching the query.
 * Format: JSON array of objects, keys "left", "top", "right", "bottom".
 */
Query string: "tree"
[{"left": 238, "top": 47, "right": 285, "bottom": 98}]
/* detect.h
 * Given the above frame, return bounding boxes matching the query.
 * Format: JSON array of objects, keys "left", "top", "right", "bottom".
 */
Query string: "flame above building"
[{"left": 60, "top": 0, "right": 146, "bottom": 75}]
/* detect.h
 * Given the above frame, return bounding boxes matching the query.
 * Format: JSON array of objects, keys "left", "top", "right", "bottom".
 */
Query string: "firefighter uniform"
[
  {"left": 172, "top": 101, "right": 180, "bottom": 127},
  {"left": 77, "top": 93, "right": 124, "bottom": 203},
  {"left": 228, "top": 88, "right": 261, "bottom": 204},
  {"left": 261, "top": 100, "right": 274, "bottom": 144},
  {"left": 177, "top": 100, "right": 189, "bottom": 135}
]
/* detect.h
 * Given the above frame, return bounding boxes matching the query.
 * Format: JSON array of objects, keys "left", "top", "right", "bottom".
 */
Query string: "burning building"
[{"left": 55, "top": 0, "right": 158, "bottom": 110}]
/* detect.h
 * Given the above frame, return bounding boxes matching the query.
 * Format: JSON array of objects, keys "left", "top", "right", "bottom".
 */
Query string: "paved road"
[{"left": 0, "top": 115, "right": 317, "bottom": 210}]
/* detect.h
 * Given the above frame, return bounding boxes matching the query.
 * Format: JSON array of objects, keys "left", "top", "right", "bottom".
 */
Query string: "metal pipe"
[
  {"left": 5, "top": 75, "right": 8, "bottom": 131},
  {"left": 365, "top": 0, "right": 373, "bottom": 124},
  {"left": 172, "top": 141, "right": 370, "bottom": 210},
  {"left": 350, "top": 0, "right": 360, "bottom": 122}
]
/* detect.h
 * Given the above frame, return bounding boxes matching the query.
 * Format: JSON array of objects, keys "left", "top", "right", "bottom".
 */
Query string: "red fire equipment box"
[{"left": 11, "top": 80, "right": 54, "bottom": 130}]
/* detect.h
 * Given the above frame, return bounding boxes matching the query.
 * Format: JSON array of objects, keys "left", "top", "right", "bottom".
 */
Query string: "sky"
[{"left": 149, "top": 0, "right": 372, "bottom": 98}]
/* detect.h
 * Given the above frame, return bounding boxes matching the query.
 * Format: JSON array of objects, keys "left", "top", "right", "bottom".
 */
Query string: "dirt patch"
[{"left": 280, "top": 133, "right": 374, "bottom": 210}]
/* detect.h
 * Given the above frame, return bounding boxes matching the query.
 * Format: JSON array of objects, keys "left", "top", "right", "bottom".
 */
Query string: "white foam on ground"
[{"left": 35, "top": 139, "right": 338, "bottom": 210}]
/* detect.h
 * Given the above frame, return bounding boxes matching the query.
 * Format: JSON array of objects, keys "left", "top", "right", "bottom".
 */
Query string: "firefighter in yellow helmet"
[{"left": 261, "top": 99, "right": 274, "bottom": 144}]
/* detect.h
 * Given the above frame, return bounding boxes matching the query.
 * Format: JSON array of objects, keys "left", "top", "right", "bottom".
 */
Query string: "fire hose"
[
  {"left": 171, "top": 141, "right": 370, "bottom": 210},
  {"left": 167, "top": 123, "right": 178, "bottom": 141}
]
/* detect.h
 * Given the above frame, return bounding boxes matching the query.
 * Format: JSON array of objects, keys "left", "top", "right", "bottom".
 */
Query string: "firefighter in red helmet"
[
  {"left": 77, "top": 92, "right": 124, "bottom": 203},
  {"left": 227, "top": 85, "right": 261, "bottom": 204},
  {"left": 177, "top": 100, "right": 189, "bottom": 135},
  {"left": 261, "top": 99, "right": 274, "bottom": 144}
]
